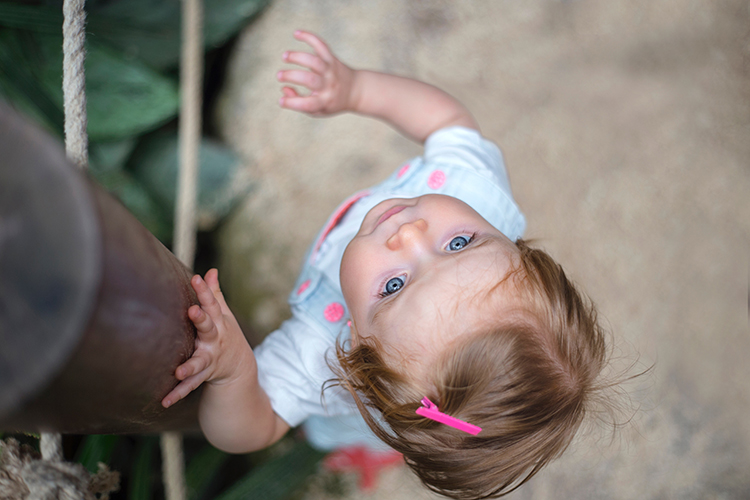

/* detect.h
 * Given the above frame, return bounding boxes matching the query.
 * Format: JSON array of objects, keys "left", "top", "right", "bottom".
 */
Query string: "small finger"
[
  {"left": 277, "top": 69, "right": 322, "bottom": 91},
  {"left": 162, "top": 372, "right": 208, "bottom": 408},
  {"left": 293, "top": 30, "right": 334, "bottom": 62},
  {"left": 191, "top": 275, "right": 223, "bottom": 319},
  {"left": 175, "top": 355, "right": 209, "bottom": 380},
  {"left": 279, "top": 95, "right": 323, "bottom": 114},
  {"left": 282, "top": 50, "right": 326, "bottom": 74},
  {"left": 203, "top": 269, "right": 230, "bottom": 316},
  {"left": 188, "top": 304, "right": 218, "bottom": 338},
  {"left": 282, "top": 86, "right": 299, "bottom": 98}
]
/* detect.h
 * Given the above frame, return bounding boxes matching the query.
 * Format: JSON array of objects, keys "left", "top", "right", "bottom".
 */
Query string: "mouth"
[{"left": 375, "top": 205, "right": 407, "bottom": 228}]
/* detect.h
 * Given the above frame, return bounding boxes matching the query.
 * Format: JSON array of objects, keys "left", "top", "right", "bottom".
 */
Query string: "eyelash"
[{"left": 377, "top": 232, "right": 477, "bottom": 298}]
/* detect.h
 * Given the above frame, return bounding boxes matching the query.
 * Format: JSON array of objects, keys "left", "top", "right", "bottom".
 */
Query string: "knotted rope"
[{"left": 0, "top": 439, "right": 119, "bottom": 500}]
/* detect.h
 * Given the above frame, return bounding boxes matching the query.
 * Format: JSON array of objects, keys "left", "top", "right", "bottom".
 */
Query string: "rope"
[
  {"left": 30, "top": 0, "right": 91, "bottom": 483},
  {"left": 62, "top": 0, "right": 88, "bottom": 170},
  {"left": 0, "top": 439, "right": 119, "bottom": 500},
  {"left": 161, "top": 1, "right": 204, "bottom": 500},
  {"left": 39, "top": 434, "right": 63, "bottom": 463},
  {"left": 173, "top": 0, "right": 204, "bottom": 266},
  {"left": 0, "top": 3, "right": 118, "bottom": 498}
]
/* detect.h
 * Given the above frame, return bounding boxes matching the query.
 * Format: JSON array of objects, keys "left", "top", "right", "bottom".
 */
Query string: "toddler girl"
[{"left": 162, "top": 30, "right": 607, "bottom": 499}]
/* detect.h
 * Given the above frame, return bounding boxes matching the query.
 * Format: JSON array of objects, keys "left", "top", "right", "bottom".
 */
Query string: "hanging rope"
[
  {"left": 161, "top": 1, "right": 204, "bottom": 500},
  {"left": 37, "top": 0, "right": 89, "bottom": 470},
  {"left": 35, "top": 0, "right": 90, "bottom": 475},
  {"left": 62, "top": 0, "right": 88, "bottom": 170},
  {"left": 173, "top": 0, "right": 204, "bottom": 266}
]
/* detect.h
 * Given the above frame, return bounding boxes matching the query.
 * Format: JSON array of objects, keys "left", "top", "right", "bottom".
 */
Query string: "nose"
[{"left": 386, "top": 219, "right": 428, "bottom": 251}]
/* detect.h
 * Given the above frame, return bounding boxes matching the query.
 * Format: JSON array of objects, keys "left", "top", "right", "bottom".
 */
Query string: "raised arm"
[
  {"left": 278, "top": 30, "right": 479, "bottom": 143},
  {"left": 162, "top": 270, "right": 289, "bottom": 453}
]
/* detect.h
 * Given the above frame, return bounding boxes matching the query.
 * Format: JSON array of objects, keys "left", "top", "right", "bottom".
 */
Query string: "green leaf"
[
  {"left": 129, "top": 437, "right": 157, "bottom": 500},
  {"left": 90, "top": 138, "right": 139, "bottom": 174},
  {"left": 13, "top": 31, "right": 179, "bottom": 141},
  {"left": 214, "top": 441, "right": 326, "bottom": 500},
  {"left": 0, "top": 30, "right": 64, "bottom": 137},
  {"left": 0, "top": 0, "right": 271, "bottom": 70},
  {"left": 84, "top": 42, "right": 180, "bottom": 140},
  {"left": 91, "top": 167, "right": 174, "bottom": 242},
  {"left": 186, "top": 445, "right": 229, "bottom": 500},
  {"left": 88, "top": 0, "right": 271, "bottom": 69},
  {"left": 0, "top": 3, "right": 65, "bottom": 34},
  {"left": 129, "top": 131, "right": 252, "bottom": 231},
  {"left": 75, "top": 435, "right": 120, "bottom": 474}
]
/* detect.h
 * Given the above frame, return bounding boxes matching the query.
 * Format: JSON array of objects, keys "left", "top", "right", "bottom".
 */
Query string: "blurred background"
[{"left": 1, "top": 0, "right": 748, "bottom": 498}]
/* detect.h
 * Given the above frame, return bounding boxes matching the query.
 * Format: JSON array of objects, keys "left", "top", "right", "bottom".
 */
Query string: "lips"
[{"left": 375, "top": 205, "right": 406, "bottom": 228}]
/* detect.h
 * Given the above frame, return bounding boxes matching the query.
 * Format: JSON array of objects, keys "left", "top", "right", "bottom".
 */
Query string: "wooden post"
[{"left": 0, "top": 102, "right": 201, "bottom": 433}]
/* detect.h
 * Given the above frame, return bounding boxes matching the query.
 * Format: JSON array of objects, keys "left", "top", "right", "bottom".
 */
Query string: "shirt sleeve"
[
  {"left": 423, "top": 126, "right": 514, "bottom": 198},
  {"left": 254, "top": 315, "right": 352, "bottom": 428},
  {"left": 415, "top": 126, "right": 525, "bottom": 241},
  {"left": 253, "top": 317, "right": 321, "bottom": 427}
]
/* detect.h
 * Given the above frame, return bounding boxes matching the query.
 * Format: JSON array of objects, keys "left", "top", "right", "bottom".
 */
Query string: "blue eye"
[
  {"left": 380, "top": 275, "right": 405, "bottom": 297},
  {"left": 448, "top": 235, "right": 471, "bottom": 251}
]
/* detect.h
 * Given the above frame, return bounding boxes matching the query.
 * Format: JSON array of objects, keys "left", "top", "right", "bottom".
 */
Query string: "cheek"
[{"left": 340, "top": 241, "right": 369, "bottom": 304}]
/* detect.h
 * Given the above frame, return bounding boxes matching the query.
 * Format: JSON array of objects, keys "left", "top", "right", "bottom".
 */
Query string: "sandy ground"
[{"left": 214, "top": 1, "right": 750, "bottom": 498}]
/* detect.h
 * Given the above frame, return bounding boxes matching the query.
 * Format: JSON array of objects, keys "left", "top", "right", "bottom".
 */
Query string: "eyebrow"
[{"left": 370, "top": 235, "right": 503, "bottom": 327}]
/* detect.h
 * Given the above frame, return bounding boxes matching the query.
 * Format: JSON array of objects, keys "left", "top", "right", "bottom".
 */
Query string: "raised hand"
[
  {"left": 277, "top": 30, "right": 358, "bottom": 116},
  {"left": 161, "top": 269, "right": 254, "bottom": 408}
]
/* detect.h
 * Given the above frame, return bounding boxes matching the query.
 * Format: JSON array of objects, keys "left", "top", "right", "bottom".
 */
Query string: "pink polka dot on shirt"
[
  {"left": 428, "top": 170, "right": 446, "bottom": 189},
  {"left": 324, "top": 302, "right": 345, "bottom": 322}
]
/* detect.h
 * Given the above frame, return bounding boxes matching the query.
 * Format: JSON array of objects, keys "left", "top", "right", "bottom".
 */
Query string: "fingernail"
[
  {"left": 283, "top": 51, "right": 289, "bottom": 60},
  {"left": 164, "top": 400, "right": 171, "bottom": 408},
  {"left": 279, "top": 97, "right": 285, "bottom": 106},
  {"left": 294, "top": 30, "right": 301, "bottom": 36},
  {"left": 276, "top": 71, "right": 282, "bottom": 80}
]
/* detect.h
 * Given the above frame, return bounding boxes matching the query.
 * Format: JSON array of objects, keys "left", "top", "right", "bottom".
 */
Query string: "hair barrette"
[{"left": 416, "top": 398, "right": 482, "bottom": 435}]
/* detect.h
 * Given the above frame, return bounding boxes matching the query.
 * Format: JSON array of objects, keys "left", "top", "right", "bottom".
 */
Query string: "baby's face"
[{"left": 340, "top": 194, "right": 521, "bottom": 381}]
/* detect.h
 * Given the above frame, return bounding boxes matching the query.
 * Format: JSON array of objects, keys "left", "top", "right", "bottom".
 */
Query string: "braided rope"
[
  {"left": 62, "top": 0, "right": 88, "bottom": 170},
  {"left": 36, "top": 0, "right": 90, "bottom": 472}
]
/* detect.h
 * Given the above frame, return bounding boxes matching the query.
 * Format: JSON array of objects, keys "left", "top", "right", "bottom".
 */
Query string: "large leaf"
[
  {"left": 90, "top": 138, "right": 139, "bottom": 174},
  {"left": 0, "top": 0, "right": 270, "bottom": 70},
  {"left": 0, "top": 30, "right": 64, "bottom": 137},
  {"left": 214, "top": 440, "right": 326, "bottom": 500},
  {"left": 129, "top": 131, "right": 252, "bottom": 231},
  {"left": 186, "top": 444, "right": 229, "bottom": 500},
  {"left": 0, "top": 28, "right": 179, "bottom": 141},
  {"left": 90, "top": 0, "right": 271, "bottom": 69},
  {"left": 92, "top": 166, "right": 174, "bottom": 242},
  {"left": 129, "top": 437, "right": 156, "bottom": 500},
  {"left": 75, "top": 435, "right": 120, "bottom": 474},
  {"left": 34, "top": 33, "right": 179, "bottom": 141}
]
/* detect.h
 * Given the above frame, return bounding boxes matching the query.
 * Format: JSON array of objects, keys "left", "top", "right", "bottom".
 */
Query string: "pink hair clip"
[{"left": 416, "top": 398, "right": 482, "bottom": 435}]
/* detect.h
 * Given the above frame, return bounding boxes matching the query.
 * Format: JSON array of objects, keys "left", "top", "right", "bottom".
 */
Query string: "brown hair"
[{"left": 330, "top": 239, "right": 610, "bottom": 499}]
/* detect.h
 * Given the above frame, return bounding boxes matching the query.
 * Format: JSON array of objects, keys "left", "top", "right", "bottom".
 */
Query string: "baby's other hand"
[
  {"left": 161, "top": 269, "right": 254, "bottom": 408},
  {"left": 277, "top": 30, "right": 357, "bottom": 116}
]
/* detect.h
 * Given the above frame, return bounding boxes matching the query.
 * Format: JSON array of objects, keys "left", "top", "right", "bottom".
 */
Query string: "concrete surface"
[{"left": 214, "top": 1, "right": 750, "bottom": 498}]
